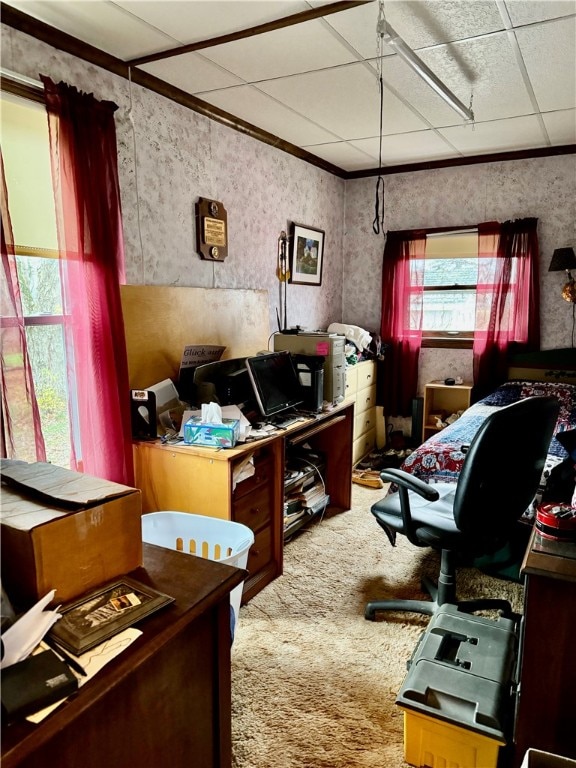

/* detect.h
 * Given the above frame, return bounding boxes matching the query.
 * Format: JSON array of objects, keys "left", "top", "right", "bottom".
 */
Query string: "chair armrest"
[{"left": 379, "top": 467, "right": 439, "bottom": 502}]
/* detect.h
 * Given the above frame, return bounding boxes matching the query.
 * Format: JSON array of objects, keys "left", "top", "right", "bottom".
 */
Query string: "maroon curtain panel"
[
  {"left": 42, "top": 76, "right": 134, "bottom": 485},
  {"left": 380, "top": 230, "right": 425, "bottom": 417},
  {"left": 473, "top": 218, "right": 540, "bottom": 399}
]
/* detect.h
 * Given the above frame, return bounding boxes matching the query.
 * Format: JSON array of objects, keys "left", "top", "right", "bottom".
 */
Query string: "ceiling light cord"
[{"left": 373, "top": 1, "right": 386, "bottom": 236}]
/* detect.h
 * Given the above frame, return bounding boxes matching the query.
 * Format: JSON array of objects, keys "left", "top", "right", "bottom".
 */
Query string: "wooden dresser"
[
  {"left": 1, "top": 543, "right": 245, "bottom": 768},
  {"left": 345, "top": 360, "right": 378, "bottom": 465}
]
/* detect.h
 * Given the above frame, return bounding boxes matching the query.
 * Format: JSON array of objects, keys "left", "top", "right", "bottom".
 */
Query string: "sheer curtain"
[
  {"left": 42, "top": 76, "right": 134, "bottom": 485},
  {"left": 473, "top": 218, "right": 540, "bottom": 399},
  {"left": 1, "top": 155, "right": 46, "bottom": 462},
  {"left": 380, "top": 230, "right": 426, "bottom": 416}
]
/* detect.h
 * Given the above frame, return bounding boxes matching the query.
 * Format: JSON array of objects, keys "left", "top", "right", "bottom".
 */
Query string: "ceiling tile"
[
  {"left": 516, "top": 17, "right": 576, "bottom": 112},
  {"left": 197, "top": 84, "right": 340, "bottom": 146},
  {"left": 504, "top": 0, "right": 576, "bottom": 25},
  {"left": 415, "top": 34, "right": 535, "bottom": 124},
  {"left": 4, "top": 0, "right": 178, "bottom": 59},
  {"left": 115, "top": 1, "right": 307, "bottom": 45},
  {"left": 541, "top": 109, "right": 576, "bottom": 145},
  {"left": 199, "top": 19, "right": 359, "bottom": 81},
  {"left": 439, "top": 115, "right": 548, "bottom": 154},
  {"left": 350, "top": 129, "right": 459, "bottom": 166},
  {"left": 139, "top": 52, "right": 243, "bottom": 93},
  {"left": 302, "top": 141, "right": 378, "bottom": 173},
  {"left": 257, "top": 63, "right": 429, "bottom": 140}
]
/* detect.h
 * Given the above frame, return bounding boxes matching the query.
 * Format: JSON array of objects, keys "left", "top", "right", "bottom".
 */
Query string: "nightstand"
[{"left": 422, "top": 381, "right": 472, "bottom": 442}]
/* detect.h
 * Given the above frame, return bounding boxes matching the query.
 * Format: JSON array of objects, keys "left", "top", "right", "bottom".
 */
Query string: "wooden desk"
[
  {"left": 513, "top": 528, "right": 576, "bottom": 765},
  {"left": 1, "top": 544, "right": 246, "bottom": 768},
  {"left": 133, "top": 402, "right": 354, "bottom": 602}
]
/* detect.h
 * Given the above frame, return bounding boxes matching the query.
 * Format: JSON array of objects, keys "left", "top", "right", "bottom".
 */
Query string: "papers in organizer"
[
  {"left": 179, "top": 403, "right": 252, "bottom": 442},
  {"left": 1, "top": 590, "right": 61, "bottom": 669}
]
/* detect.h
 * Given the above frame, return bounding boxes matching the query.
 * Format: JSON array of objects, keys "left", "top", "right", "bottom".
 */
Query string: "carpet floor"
[{"left": 231, "top": 484, "right": 524, "bottom": 768}]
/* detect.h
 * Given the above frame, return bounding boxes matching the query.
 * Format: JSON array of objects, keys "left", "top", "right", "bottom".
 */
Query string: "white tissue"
[{"left": 201, "top": 402, "right": 223, "bottom": 424}]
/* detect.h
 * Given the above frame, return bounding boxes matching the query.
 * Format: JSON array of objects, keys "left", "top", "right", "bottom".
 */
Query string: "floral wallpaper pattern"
[{"left": 2, "top": 22, "right": 575, "bottom": 399}]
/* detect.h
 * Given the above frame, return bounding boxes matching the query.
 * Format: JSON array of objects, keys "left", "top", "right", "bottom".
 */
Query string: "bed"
[{"left": 398, "top": 350, "right": 576, "bottom": 516}]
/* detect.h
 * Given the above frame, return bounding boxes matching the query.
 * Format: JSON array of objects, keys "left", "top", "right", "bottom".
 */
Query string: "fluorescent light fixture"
[{"left": 379, "top": 21, "right": 474, "bottom": 123}]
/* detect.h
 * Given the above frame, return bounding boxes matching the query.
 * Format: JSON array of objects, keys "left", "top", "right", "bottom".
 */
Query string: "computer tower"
[{"left": 273, "top": 332, "right": 346, "bottom": 404}]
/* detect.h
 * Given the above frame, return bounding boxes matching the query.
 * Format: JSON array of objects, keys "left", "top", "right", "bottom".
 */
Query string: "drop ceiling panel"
[
  {"left": 1, "top": 0, "right": 574, "bottom": 175},
  {"left": 350, "top": 128, "right": 459, "bottom": 166},
  {"left": 516, "top": 18, "right": 576, "bottom": 112},
  {"left": 416, "top": 34, "right": 535, "bottom": 123},
  {"left": 302, "top": 141, "right": 377, "bottom": 172},
  {"left": 139, "top": 52, "right": 244, "bottom": 94},
  {"left": 197, "top": 84, "right": 340, "bottom": 146},
  {"left": 116, "top": 0, "right": 308, "bottom": 45},
  {"left": 257, "top": 63, "right": 429, "bottom": 141},
  {"left": 439, "top": 114, "right": 547, "bottom": 154},
  {"left": 377, "top": 0, "right": 505, "bottom": 49},
  {"left": 504, "top": 0, "right": 576, "bottom": 25},
  {"left": 4, "top": 0, "right": 177, "bottom": 59},
  {"left": 542, "top": 109, "right": 576, "bottom": 145},
  {"left": 199, "top": 19, "right": 359, "bottom": 82}
]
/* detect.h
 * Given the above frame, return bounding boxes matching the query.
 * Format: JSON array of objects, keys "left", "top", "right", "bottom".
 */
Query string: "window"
[
  {"left": 409, "top": 230, "right": 478, "bottom": 348},
  {"left": 1, "top": 93, "right": 77, "bottom": 467}
]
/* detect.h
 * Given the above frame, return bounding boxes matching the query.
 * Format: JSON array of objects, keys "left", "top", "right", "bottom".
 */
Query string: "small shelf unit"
[{"left": 422, "top": 381, "right": 473, "bottom": 442}]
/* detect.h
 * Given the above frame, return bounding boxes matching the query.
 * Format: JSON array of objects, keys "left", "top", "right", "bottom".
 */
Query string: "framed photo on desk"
[{"left": 48, "top": 577, "right": 174, "bottom": 654}]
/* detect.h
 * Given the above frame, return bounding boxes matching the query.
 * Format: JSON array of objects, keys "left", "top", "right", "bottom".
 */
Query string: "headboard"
[
  {"left": 120, "top": 285, "right": 270, "bottom": 389},
  {"left": 507, "top": 348, "right": 576, "bottom": 384}
]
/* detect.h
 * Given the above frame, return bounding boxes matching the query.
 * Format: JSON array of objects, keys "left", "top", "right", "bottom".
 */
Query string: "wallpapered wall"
[
  {"left": 1, "top": 23, "right": 346, "bottom": 341},
  {"left": 344, "top": 157, "right": 576, "bottom": 392},
  {"left": 2, "top": 23, "right": 575, "bottom": 395}
]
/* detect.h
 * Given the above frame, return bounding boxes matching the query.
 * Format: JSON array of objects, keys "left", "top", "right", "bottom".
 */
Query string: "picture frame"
[
  {"left": 48, "top": 577, "right": 174, "bottom": 655},
  {"left": 289, "top": 223, "right": 325, "bottom": 286}
]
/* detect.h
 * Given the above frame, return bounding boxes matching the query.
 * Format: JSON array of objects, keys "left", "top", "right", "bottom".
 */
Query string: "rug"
[{"left": 231, "top": 484, "right": 524, "bottom": 768}]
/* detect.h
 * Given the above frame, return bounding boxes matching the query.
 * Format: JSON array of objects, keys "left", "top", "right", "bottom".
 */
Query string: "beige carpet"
[{"left": 231, "top": 484, "right": 524, "bottom": 768}]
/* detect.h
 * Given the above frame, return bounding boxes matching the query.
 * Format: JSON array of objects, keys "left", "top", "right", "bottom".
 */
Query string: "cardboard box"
[
  {"left": 1, "top": 461, "right": 142, "bottom": 607},
  {"left": 183, "top": 417, "right": 240, "bottom": 448}
]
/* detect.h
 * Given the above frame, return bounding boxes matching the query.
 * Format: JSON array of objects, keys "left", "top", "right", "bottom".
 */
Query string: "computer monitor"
[{"left": 245, "top": 351, "right": 304, "bottom": 419}]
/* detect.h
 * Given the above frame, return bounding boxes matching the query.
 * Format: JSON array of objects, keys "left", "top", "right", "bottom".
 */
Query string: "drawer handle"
[{"left": 250, "top": 506, "right": 261, "bottom": 516}]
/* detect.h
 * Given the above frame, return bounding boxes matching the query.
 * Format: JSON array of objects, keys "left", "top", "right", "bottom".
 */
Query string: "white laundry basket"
[{"left": 141, "top": 511, "right": 254, "bottom": 641}]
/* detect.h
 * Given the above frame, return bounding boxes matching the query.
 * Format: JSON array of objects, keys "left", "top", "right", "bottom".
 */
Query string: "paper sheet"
[
  {"left": 26, "top": 628, "right": 142, "bottom": 722},
  {"left": 0, "top": 590, "right": 61, "bottom": 669}
]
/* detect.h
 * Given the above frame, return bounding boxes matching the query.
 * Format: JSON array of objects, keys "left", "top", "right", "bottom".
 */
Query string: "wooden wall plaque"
[{"left": 195, "top": 197, "right": 228, "bottom": 261}]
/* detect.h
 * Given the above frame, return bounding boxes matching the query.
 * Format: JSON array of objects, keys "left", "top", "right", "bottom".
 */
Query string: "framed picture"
[
  {"left": 48, "top": 577, "right": 174, "bottom": 655},
  {"left": 289, "top": 223, "right": 325, "bottom": 286}
]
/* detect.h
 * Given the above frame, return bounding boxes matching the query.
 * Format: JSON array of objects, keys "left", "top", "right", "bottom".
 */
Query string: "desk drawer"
[
  {"left": 246, "top": 524, "right": 273, "bottom": 576},
  {"left": 233, "top": 448, "right": 274, "bottom": 500},
  {"left": 233, "top": 484, "right": 272, "bottom": 532}
]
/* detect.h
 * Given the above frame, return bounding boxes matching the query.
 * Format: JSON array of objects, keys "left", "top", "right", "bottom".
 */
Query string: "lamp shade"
[{"left": 549, "top": 247, "right": 576, "bottom": 272}]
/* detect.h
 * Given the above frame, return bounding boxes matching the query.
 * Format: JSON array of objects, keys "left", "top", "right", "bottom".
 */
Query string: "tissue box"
[{"left": 183, "top": 417, "right": 240, "bottom": 448}]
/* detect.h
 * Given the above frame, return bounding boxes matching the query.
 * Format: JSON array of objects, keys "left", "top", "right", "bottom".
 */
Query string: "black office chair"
[{"left": 365, "top": 396, "right": 560, "bottom": 620}]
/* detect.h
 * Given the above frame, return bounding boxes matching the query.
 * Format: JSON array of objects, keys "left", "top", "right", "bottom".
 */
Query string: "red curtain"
[
  {"left": 42, "top": 76, "right": 134, "bottom": 485},
  {"left": 473, "top": 218, "right": 540, "bottom": 399},
  {"left": 380, "top": 230, "right": 426, "bottom": 416},
  {"left": 1, "top": 154, "right": 47, "bottom": 462}
]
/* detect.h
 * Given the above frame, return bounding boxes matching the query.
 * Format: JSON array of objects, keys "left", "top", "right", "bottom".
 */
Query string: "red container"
[{"left": 535, "top": 503, "right": 576, "bottom": 541}]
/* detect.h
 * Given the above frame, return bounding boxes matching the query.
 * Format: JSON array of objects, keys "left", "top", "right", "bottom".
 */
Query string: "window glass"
[{"left": 1, "top": 93, "right": 75, "bottom": 467}]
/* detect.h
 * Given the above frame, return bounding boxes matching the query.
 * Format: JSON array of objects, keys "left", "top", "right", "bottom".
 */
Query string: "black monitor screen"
[{"left": 246, "top": 351, "right": 304, "bottom": 418}]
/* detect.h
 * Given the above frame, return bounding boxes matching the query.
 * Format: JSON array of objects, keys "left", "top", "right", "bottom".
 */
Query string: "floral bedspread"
[{"left": 400, "top": 380, "right": 576, "bottom": 486}]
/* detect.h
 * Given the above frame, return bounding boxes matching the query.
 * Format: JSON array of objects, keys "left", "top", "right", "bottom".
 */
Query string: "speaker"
[
  {"left": 411, "top": 396, "right": 424, "bottom": 446},
  {"left": 130, "top": 389, "right": 157, "bottom": 440}
]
